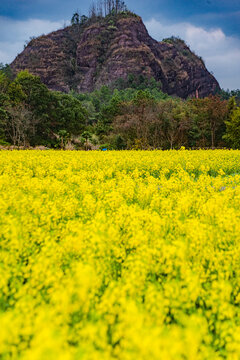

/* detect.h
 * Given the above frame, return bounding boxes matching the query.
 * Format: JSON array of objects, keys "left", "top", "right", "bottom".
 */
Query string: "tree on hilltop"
[{"left": 73, "top": 0, "right": 128, "bottom": 22}]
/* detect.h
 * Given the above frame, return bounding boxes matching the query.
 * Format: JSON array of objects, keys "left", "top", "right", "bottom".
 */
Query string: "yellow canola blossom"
[{"left": 1, "top": 150, "right": 240, "bottom": 359}]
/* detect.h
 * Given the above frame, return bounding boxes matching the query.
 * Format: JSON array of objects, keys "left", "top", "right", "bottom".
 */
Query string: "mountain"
[{"left": 10, "top": 12, "right": 220, "bottom": 98}]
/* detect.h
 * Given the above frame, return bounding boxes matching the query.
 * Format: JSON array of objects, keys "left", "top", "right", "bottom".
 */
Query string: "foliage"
[
  {"left": 161, "top": 38, "right": 205, "bottom": 65},
  {"left": 52, "top": 92, "right": 88, "bottom": 136},
  {"left": 0, "top": 71, "right": 88, "bottom": 147},
  {"left": 188, "top": 96, "right": 228, "bottom": 148},
  {"left": 217, "top": 88, "right": 240, "bottom": 103},
  {"left": 0, "top": 63, "right": 13, "bottom": 80},
  {"left": 71, "top": 12, "right": 80, "bottom": 25},
  {"left": 71, "top": 0, "right": 130, "bottom": 27},
  {"left": 113, "top": 74, "right": 163, "bottom": 92},
  {"left": 162, "top": 36, "right": 186, "bottom": 45},
  {"left": 56, "top": 129, "right": 70, "bottom": 149},
  {"left": 0, "top": 67, "right": 238, "bottom": 149},
  {"left": 112, "top": 94, "right": 189, "bottom": 149},
  {"left": 223, "top": 98, "right": 240, "bottom": 148}
]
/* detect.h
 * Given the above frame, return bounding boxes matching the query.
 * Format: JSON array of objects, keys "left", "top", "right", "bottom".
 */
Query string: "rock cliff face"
[{"left": 11, "top": 14, "right": 220, "bottom": 98}]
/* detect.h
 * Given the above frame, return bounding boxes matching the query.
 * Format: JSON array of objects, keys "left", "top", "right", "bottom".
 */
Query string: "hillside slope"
[{"left": 11, "top": 13, "right": 220, "bottom": 98}]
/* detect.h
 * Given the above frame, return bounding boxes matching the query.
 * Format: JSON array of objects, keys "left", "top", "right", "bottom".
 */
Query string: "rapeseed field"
[{"left": 1, "top": 150, "right": 240, "bottom": 360}]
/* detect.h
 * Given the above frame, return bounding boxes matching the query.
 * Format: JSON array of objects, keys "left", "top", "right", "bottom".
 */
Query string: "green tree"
[
  {"left": 71, "top": 12, "right": 80, "bottom": 25},
  {"left": 13, "top": 71, "right": 55, "bottom": 144},
  {"left": 223, "top": 98, "right": 240, "bottom": 148},
  {"left": 57, "top": 130, "right": 70, "bottom": 149},
  {"left": 96, "top": 92, "right": 122, "bottom": 137},
  {"left": 0, "top": 95, "right": 8, "bottom": 143},
  {"left": 81, "top": 130, "right": 92, "bottom": 150},
  {"left": 15, "top": 71, "right": 51, "bottom": 116},
  {"left": 0, "top": 63, "right": 13, "bottom": 80},
  {"left": 0, "top": 72, "right": 38, "bottom": 146},
  {"left": 4, "top": 104, "right": 34, "bottom": 147},
  {"left": 80, "top": 15, "right": 88, "bottom": 25},
  {"left": 157, "top": 99, "right": 190, "bottom": 149},
  {"left": 53, "top": 92, "right": 88, "bottom": 136},
  {"left": 189, "top": 96, "right": 228, "bottom": 148},
  {"left": 0, "top": 72, "right": 10, "bottom": 93}
]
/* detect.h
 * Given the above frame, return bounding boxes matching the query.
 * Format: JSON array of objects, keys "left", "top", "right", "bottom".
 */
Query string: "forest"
[{"left": 0, "top": 64, "right": 240, "bottom": 150}]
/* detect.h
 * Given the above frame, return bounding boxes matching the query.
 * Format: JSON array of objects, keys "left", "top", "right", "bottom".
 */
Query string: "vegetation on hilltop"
[{"left": 70, "top": 0, "right": 134, "bottom": 27}]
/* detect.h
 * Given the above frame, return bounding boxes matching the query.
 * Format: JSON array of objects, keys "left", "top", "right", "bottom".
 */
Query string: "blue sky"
[{"left": 0, "top": 0, "right": 239, "bottom": 89}]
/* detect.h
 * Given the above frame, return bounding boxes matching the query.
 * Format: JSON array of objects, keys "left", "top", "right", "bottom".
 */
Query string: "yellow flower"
[{"left": 0, "top": 149, "right": 240, "bottom": 359}]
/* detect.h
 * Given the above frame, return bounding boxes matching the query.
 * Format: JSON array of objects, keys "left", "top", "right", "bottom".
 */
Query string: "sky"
[{"left": 0, "top": 0, "right": 239, "bottom": 90}]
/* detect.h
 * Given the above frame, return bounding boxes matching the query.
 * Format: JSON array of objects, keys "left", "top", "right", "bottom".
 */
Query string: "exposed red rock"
[{"left": 11, "top": 14, "right": 220, "bottom": 98}]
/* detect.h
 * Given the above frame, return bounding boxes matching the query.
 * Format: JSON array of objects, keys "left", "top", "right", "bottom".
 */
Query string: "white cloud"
[
  {"left": 145, "top": 18, "right": 240, "bottom": 90},
  {"left": 0, "top": 17, "right": 65, "bottom": 64}
]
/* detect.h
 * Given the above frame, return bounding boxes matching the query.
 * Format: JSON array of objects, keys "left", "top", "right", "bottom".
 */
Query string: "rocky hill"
[{"left": 11, "top": 13, "right": 220, "bottom": 98}]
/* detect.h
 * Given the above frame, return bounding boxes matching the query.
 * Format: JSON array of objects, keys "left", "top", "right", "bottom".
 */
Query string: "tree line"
[
  {"left": 0, "top": 68, "right": 87, "bottom": 148},
  {"left": 0, "top": 66, "right": 239, "bottom": 150}
]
